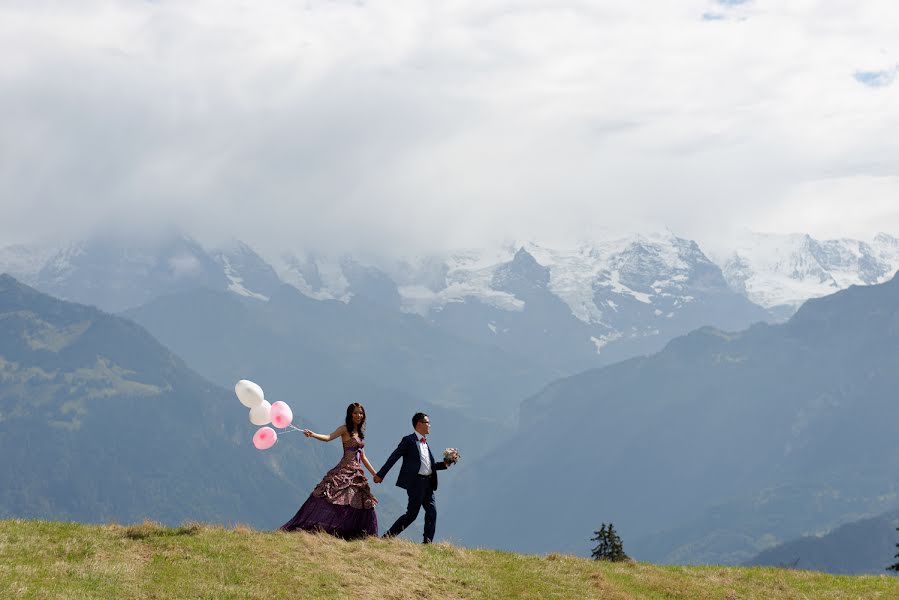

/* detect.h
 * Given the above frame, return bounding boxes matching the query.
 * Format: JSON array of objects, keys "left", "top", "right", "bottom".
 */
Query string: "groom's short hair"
[{"left": 412, "top": 412, "right": 429, "bottom": 427}]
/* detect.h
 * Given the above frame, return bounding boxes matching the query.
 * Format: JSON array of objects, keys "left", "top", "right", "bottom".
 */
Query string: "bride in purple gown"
[{"left": 280, "top": 403, "right": 378, "bottom": 539}]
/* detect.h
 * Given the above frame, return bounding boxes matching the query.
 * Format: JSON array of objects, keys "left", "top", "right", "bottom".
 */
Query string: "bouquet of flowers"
[{"left": 443, "top": 448, "right": 460, "bottom": 465}]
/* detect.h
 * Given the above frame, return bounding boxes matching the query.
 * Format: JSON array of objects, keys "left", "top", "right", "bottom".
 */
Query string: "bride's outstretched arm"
[
  {"left": 360, "top": 450, "right": 377, "bottom": 477},
  {"left": 303, "top": 424, "right": 347, "bottom": 442}
]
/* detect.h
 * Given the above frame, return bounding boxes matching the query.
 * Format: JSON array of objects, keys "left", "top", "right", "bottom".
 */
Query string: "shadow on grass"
[{"left": 122, "top": 520, "right": 202, "bottom": 540}]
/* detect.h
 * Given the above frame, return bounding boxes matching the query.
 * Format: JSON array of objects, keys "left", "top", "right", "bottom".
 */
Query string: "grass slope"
[{"left": 1, "top": 520, "right": 896, "bottom": 599}]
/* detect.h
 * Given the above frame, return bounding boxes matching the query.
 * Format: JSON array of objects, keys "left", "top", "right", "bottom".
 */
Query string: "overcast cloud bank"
[{"left": 2, "top": 1, "right": 898, "bottom": 256}]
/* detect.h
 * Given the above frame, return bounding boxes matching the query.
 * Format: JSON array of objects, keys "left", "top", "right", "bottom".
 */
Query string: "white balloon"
[
  {"left": 249, "top": 400, "right": 272, "bottom": 426},
  {"left": 235, "top": 380, "right": 264, "bottom": 408}
]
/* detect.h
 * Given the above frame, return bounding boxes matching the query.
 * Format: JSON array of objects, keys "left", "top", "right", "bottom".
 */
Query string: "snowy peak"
[
  {"left": 270, "top": 252, "right": 403, "bottom": 309},
  {"left": 501, "top": 234, "right": 729, "bottom": 324},
  {"left": 719, "top": 232, "right": 899, "bottom": 311},
  {"left": 873, "top": 232, "right": 899, "bottom": 249},
  {"left": 270, "top": 253, "right": 350, "bottom": 302},
  {"left": 339, "top": 257, "right": 402, "bottom": 310},
  {"left": 210, "top": 240, "right": 283, "bottom": 301},
  {"left": 30, "top": 233, "right": 232, "bottom": 312},
  {"left": 362, "top": 233, "right": 740, "bottom": 326},
  {"left": 491, "top": 248, "right": 551, "bottom": 295},
  {"left": 0, "top": 243, "right": 59, "bottom": 283},
  {"left": 610, "top": 235, "right": 726, "bottom": 296},
  {"left": 391, "top": 256, "right": 449, "bottom": 293},
  {"left": 0, "top": 232, "right": 280, "bottom": 312},
  {"left": 872, "top": 232, "right": 899, "bottom": 277}
]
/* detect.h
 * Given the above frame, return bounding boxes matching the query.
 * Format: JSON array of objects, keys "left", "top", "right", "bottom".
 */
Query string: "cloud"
[
  {"left": 752, "top": 175, "right": 899, "bottom": 240},
  {"left": 1, "top": 1, "right": 899, "bottom": 256}
]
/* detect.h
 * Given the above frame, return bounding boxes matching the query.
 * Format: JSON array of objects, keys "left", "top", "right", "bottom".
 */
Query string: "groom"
[{"left": 374, "top": 412, "right": 453, "bottom": 543}]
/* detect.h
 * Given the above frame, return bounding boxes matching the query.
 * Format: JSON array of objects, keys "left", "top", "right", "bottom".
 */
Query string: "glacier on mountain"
[
  {"left": 717, "top": 232, "right": 899, "bottom": 311},
  {"left": 387, "top": 231, "right": 721, "bottom": 326},
  {"left": 3, "top": 229, "right": 898, "bottom": 329}
]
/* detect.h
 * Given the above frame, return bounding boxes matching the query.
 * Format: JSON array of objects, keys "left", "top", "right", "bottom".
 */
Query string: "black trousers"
[{"left": 386, "top": 475, "right": 437, "bottom": 543}]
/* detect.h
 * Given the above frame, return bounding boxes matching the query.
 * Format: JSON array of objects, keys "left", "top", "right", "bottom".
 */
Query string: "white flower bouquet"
[{"left": 443, "top": 448, "right": 460, "bottom": 465}]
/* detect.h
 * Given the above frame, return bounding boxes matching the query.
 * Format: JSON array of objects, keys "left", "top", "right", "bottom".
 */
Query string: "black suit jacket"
[{"left": 377, "top": 433, "right": 447, "bottom": 491}]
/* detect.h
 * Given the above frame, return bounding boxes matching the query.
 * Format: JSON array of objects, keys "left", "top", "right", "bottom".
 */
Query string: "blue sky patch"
[{"left": 854, "top": 67, "right": 897, "bottom": 88}]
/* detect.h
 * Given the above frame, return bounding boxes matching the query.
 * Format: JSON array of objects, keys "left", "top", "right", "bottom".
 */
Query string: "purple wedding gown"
[{"left": 280, "top": 434, "right": 378, "bottom": 539}]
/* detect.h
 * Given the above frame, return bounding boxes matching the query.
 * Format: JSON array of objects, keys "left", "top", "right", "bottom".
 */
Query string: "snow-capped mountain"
[
  {"left": 0, "top": 233, "right": 278, "bottom": 313},
  {"left": 717, "top": 232, "right": 899, "bottom": 317},
  {"left": 268, "top": 232, "right": 774, "bottom": 373},
  {"left": 4, "top": 228, "right": 897, "bottom": 374},
  {"left": 210, "top": 240, "right": 284, "bottom": 302},
  {"left": 280, "top": 231, "right": 757, "bottom": 323},
  {"left": 0, "top": 243, "right": 60, "bottom": 282},
  {"left": 384, "top": 232, "right": 771, "bottom": 373},
  {"left": 414, "top": 231, "right": 741, "bottom": 326}
]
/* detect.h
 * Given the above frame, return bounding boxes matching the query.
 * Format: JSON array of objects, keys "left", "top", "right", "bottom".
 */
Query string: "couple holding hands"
[{"left": 280, "top": 403, "right": 458, "bottom": 543}]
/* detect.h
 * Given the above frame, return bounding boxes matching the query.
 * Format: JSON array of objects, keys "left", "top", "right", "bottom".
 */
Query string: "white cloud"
[
  {"left": 754, "top": 175, "right": 899, "bottom": 239},
  {"left": 1, "top": 1, "right": 898, "bottom": 255}
]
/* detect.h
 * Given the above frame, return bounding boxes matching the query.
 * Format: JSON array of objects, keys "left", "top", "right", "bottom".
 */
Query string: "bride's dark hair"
[{"left": 345, "top": 402, "right": 366, "bottom": 439}]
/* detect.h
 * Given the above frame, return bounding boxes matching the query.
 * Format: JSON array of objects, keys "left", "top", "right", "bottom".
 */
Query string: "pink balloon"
[
  {"left": 253, "top": 427, "right": 277, "bottom": 450},
  {"left": 270, "top": 401, "right": 294, "bottom": 429}
]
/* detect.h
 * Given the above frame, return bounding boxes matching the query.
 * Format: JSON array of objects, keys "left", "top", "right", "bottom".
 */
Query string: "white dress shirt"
[{"left": 415, "top": 430, "right": 432, "bottom": 476}]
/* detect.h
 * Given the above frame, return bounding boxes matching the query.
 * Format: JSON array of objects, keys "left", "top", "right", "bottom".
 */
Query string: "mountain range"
[
  {"left": 4, "top": 228, "right": 899, "bottom": 564},
  {"left": 6, "top": 229, "right": 897, "bottom": 380},
  {"left": 717, "top": 231, "right": 899, "bottom": 319},
  {"left": 0, "top": 232, "right": 284, "bottom": 313},
  {"left": 121, "top": 284, "right": 544, "bottom": 447},
  {"left": 441, "top": 271, "right": 899, "bottom": 564},
  {"left": 0, "top": 274, "right": 340, "bottom": 528}
]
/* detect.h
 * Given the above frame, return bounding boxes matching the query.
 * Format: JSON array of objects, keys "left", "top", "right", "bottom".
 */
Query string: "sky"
[{"left": 1, "top": 0, "right": 898, "bottom": 257}]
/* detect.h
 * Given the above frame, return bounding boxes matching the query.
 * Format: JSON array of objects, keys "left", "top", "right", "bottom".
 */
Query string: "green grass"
[{"left": 0, "top": 520, "right": 896, "bottom": 599}]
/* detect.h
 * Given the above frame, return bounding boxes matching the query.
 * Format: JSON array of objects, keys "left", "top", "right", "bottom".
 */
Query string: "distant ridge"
[
  {"left": 442, "top": 270, "right": 899, "bottom": 563},
  {"left": 0, "top": 274, "right": 328, "bottom": 528},
  {"left": 746, "top": 509, "right": 899, "bottom": 575}
]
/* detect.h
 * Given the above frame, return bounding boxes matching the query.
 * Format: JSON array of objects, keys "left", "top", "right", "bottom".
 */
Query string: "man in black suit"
[{"left": 374, "top": 412, "right": 454, "bottom": 543}]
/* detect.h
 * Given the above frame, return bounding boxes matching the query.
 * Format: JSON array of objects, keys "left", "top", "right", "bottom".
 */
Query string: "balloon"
[
  {"left": 270, "top": 401, "right": 294, "bottom": 429},
  {"left": 249, "top": 400, "right": 272, "bottom": 426},
  {"left": 235, "top": 380, "right": 264, "bottom": 408},
  {"left": 253, "top": 427, "right": 277, "bottom": 450}
]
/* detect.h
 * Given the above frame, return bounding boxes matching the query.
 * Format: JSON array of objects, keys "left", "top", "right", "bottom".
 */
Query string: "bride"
[{"left": 280, "top": 403, "right": 379, "bottom": 539}]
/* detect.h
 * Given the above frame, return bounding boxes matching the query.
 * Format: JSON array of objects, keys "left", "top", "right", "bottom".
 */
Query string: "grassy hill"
[{"left": 1, "top": 520, "right": 896, "bottom": 599}]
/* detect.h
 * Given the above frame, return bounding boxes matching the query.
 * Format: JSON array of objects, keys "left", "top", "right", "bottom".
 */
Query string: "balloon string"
[{"left": 275, "top": 425, "right": 305, "bottom": 435}]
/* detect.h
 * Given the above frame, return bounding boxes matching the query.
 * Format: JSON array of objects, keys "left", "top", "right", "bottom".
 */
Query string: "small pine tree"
[
  {"left": 889, "top": 527, "right": 899, "bottom": 572},
  {"left": 591, "top": 522, "right": 628, "bottom": 562}
]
